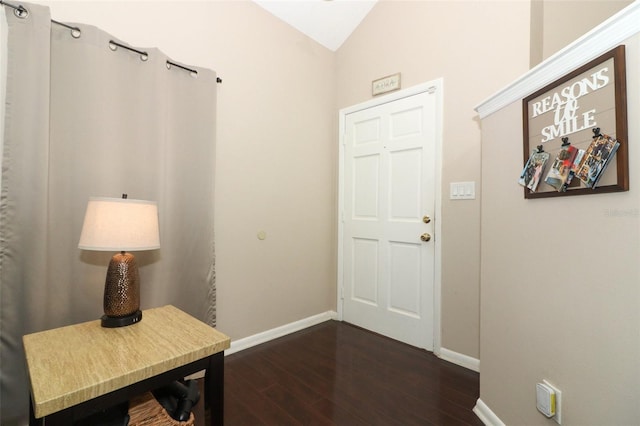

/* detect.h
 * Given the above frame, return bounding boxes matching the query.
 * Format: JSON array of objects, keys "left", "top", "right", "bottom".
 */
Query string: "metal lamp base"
[
  {"left": 102, "top": 251, "right": 141, "bottom": 328},
  {"left": 101, "top": 310, "right": 143, "bottom": 328}
]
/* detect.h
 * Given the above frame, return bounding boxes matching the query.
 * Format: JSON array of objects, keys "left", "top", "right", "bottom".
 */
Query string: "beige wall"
[
  {"left": 41, "top": 0, "right": 337, "bottom": 340},
  {"left": 41, "top": 0, "right": 534, "bottom": 360},
  {"left": 37, "top": 0, "right": 531, "bottom": 363},
  {"left": 530, "top": 0, "right": 633, "bottom": 66},
  {"left": 37, "top": 4, "right": 639, "bottom": 403},
  {"left": 336, "top": 0, "right": 531, "bottom": 358},
  {"left": 479, "top": 29, "right": 640, "bottom": 426}
]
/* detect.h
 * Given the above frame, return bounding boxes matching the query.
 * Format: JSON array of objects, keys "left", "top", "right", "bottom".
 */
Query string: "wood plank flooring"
[{"left": 198, "top": 320, "right": 482, "bottom": 426}]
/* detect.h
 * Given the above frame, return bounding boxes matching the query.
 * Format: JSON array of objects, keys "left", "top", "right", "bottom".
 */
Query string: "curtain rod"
[
  {"left": 108, "top": 39, "right": 222, "bottom": 82},
  {"left": 0, "top": 0, "right": 27, "bottom": 17},
  {"left": 0, "top": 0, "right": 222, "bottom": 83},
  {"left": 2, "top": 0, "right": 80, "bottom": 33},
  {"left": 53, "top": 19, "right": 81, "bottom": 38}
]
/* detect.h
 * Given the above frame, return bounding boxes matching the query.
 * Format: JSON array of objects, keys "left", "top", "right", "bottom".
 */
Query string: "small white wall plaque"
[{"left": 372, "top": 73, "right": 401, "bottom": 96}]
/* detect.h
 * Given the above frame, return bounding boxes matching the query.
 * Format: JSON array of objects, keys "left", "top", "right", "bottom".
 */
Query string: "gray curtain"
[{"left": 0, "top": 3, "right": 217, "bottom": 424}]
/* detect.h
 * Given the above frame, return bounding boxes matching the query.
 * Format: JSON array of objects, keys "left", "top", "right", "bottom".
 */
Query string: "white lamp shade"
[{"left": 78, "top": 197, "right": 160, "bottom": 251}]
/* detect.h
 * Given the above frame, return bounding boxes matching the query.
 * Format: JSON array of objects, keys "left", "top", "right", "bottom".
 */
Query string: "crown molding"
[{"left": 475, "top": 1, "right": 640, "bottom": 119}]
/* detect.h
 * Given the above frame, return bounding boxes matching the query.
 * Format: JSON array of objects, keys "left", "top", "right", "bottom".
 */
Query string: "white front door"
[{"left": 339, "top": 83, "right": 440, "bottom": 350}]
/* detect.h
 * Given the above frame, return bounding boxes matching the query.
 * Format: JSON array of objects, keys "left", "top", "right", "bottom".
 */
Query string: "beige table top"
[{"left": 23, "top": 305, "right": 230, "bottom": 419}]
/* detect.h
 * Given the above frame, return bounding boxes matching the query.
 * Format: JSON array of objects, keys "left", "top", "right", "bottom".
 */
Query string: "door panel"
[
  {"left": 353, "top": 155, "right": 380, "bottom": 219},
  {"left": 342, "top": 89, "right": 437, "bottom": 350},
  {"left": 388, "top": 241, "right": 421, "bottom": 317},
  {"left": 353, "top": 116, "right": 381, "bottom": 145},
  {"left": 389, "top": 148, "right": 422, "bottom": 219},
  {"left": 352, "top": 238, "right": 379, "bottom": 305},
  {"left": 390, "top": 106, "right": 423, "bottom": 138}
]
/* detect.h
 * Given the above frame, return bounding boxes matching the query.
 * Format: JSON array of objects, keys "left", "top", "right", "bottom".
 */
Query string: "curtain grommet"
[{"left": 14, "top": 5, "right": 28, "bottom": 19}]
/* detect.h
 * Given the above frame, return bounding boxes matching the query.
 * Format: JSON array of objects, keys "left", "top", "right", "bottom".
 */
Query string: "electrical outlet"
[
  {"left": 543, "top": 380, "right": 562, "bottom": 425},
  {"left": 536, "top": 383, "right": 555, "bottom": 417}
]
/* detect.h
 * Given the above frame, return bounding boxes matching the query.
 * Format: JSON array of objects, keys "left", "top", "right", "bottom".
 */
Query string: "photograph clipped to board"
[
  {"left": 519, "top": 146, "right": 550, "bottom": 193},
  {"left": 560, "top": 148, "right": 586, "bottom": 192},
  {"left": 544, "top": 137, "right": 578, "bottom": 192},
  {"left": 575, "top": 130, "right": 620, "bottom": 189}
]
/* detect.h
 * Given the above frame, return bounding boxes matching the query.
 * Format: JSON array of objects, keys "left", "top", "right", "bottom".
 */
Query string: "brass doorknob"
[
  {"left": 423, "top": 215, "right": 431, "bottom": 224},
  {"left": 420, "top": 233, "right": 431, "bottom": 242}
]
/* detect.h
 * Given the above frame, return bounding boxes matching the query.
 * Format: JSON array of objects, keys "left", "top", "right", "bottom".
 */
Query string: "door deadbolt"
[
  {"left": 423, "top": 215, "right": 431, "bottom": 224},
  {"left": 420, "top": 233, "right": 431, "bottom": 242}
]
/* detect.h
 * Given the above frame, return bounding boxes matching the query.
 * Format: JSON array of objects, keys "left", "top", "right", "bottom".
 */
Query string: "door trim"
[{"left": 337, "top": 80, "right": 444, "bottom": 355}]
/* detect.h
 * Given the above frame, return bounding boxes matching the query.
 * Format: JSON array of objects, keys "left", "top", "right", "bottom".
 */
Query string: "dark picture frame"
[{"left": 522, "top": 45, "right": 628, "bottom": 199}]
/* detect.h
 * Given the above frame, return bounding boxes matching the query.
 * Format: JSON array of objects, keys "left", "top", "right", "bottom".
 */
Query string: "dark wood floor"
[{"left": 197, "top": 320, "right": 482, "bottom": 426}]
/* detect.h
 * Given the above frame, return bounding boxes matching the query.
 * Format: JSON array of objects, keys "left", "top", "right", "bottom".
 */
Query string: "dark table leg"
[
  {"left": 204, "top": 351, "right": 225, "bottom": 426},
  {"left": 29, "top": 394, "right": 42, "bottom": 426}
]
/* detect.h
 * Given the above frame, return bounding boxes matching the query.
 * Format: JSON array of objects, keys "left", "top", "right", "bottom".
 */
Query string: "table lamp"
[{"left": 78, "top": 194, "right": 160, "bottom": 327}]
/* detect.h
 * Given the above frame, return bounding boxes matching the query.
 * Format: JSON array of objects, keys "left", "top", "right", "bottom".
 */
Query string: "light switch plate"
[{"left": 450, "top": 182, "right": 475, "bottom": 200}]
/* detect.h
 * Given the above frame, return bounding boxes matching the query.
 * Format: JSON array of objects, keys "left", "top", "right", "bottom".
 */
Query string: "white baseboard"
[
  {"left": 438, "top": 347, "right": 480, "bottom": 372},
  {"left": 225, "top": 310, "right": 338, "bottom": 356},
  {"left": 473, "top": 398, "right": 506, "bottom": 426}
]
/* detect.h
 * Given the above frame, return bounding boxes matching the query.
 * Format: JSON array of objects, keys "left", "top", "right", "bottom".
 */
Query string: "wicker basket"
[{"left": 128, "top": 392, "right": 195, "bottom": 426}]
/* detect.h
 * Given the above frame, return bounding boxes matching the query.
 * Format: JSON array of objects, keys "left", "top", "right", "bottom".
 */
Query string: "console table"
[{"left": 23, "top": 305, "right": 230, "bottom": 425}]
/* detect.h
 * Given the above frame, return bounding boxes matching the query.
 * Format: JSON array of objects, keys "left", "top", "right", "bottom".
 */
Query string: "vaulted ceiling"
[{"left": 252, "top": 0, "right": 378, "bottom": 51}]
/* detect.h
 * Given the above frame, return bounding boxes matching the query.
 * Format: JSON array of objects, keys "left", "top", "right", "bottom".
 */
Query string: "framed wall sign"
[
  {"left": 522, "top": 45, "right": 628, "bottom": 199},
  {"left": 372, "top": 73, "right": 401, "bottom": 96}
]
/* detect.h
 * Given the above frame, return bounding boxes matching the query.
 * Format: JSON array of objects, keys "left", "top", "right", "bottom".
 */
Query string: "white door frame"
[{"left": 337, "top": 80, "right": 444, "bottom": 355}]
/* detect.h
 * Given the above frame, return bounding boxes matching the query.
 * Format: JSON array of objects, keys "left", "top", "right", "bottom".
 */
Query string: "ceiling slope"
[{"left": 253, "top": 0, "right": 378, "bottom": 51}]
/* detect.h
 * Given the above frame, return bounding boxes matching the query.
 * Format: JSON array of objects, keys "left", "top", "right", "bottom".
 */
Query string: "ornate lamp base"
[{"left": 102, "top": 251, "right": 141, "bottom": 328}]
